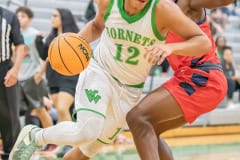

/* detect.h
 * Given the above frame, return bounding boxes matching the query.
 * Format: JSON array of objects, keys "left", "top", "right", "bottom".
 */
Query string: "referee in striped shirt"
[{"left": 0, "top": 6, "right": 24, "bottom": 160}]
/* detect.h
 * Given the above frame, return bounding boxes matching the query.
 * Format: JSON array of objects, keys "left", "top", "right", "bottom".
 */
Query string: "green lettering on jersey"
[
  {"left": 117, "top": 28, "right": 126, "bottom": 40},
  {"left": 141, "top": 37, "right": 150, "bottom": 46},
  {"left": 126, "top": 46, "right": 140, "bottom": 65},
  {"left": 133, "top": 33, "right": 142, "bottom": 44},
  {"left": 110, "top": 28, "right": 117, "bottom": 39},
  {"left": 106, "top": 27, "right": 156, "bottom": 47},
  {"left": 85, "top": 89, "right": 101, "bottom": 104},
  {"left": 115, "top": 44, "right": 123, "bottom": 62},
  {"left": 105, "top": 27, "right": 159, "bottom": 65},
  {"left": 106, "top": 27, "right": 111, "bottom": 37},
  {"left": 149, "top": 39, "right": 156, "bottom": 45},
  {"left": 114, "top": 44, "right": 140, "bottom": 65},
  {"left": 126, "top": 30, "right": 133, "bottom": 42}
]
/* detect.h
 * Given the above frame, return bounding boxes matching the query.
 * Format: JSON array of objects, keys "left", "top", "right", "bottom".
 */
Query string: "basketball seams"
[
  {"left": 67, "top": 35, "right": 91, "bottom": 52},
  {"left": 57, "top": 36, "right": 73, "bottom": 75},
  {"left": 49, "top": 33, "right": 91, "bottom": 76},
  {"left": 63, "top": 37, "right": 85, "bottom": 70}
]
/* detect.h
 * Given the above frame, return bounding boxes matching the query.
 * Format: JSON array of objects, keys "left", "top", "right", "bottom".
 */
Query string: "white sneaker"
[{"left": 9, "top": 125, "right": 42, "bottom": 160}]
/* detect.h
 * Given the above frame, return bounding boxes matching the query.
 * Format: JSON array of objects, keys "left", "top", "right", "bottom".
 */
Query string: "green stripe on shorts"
[
  {"left": 112, "top": 76, "right": 144, "bottom": 88},
  {"left": 72, "top": 108, "right": 106, "bottom": 121},
  {"left": 97, "top": 138, "right": 111, "bottom": 145}
]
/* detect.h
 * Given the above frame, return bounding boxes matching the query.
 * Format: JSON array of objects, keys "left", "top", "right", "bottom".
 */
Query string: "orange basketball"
[{"left": 48, "top": 32, "right": 91, "bottom": 76}]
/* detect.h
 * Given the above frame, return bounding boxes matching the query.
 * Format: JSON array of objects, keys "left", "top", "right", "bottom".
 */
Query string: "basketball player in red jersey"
[{"left": 126, "top": 0, "right": 232, "bottom": 160}]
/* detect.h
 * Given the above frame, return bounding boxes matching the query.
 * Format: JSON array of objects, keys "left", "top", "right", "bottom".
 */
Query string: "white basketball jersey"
[{"left": 93, "top": 0, "right": 165, "bottom": 86}]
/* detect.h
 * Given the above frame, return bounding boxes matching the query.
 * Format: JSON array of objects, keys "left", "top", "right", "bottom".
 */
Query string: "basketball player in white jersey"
[{"left": 9, "top": 0, "right": 211, "bottom": 159}]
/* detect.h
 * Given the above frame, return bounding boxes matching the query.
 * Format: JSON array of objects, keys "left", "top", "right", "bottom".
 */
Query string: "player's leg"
[
  {"left": 63, "top": 139, "right": 106, "bottom": 160},
  {"left": 126, "top": 87, "right": 186, "bottom": 160},
  {"left": 155, "top": 116, "right": 188, "bottom": 160},
  {"left": 157, "top": 137, "right": 174, "bottom": 160},
  {"left": 63, "top": 88, "right": 131, "bottom": 160},
  {"left": 48, "top": 75, "right": 77, "bottom": 122},
  {"left": 62, "top": 112, "right": 121, "bottom": 160},
  {"left": 63, "top": 147, "right": 89, "bottom": 160},
  {"left": 32, "top": 107, "right": 53, "bottom": 128},
  {"left": 10, "top": 110, "right": 105, "bottom": 160},
  {"left": 1, "top": 61, "right": 21, "bottom": 158},
  {"left": 54, "top": 91, "right": 74, "bottom": 121},
  {"left": 9, "top": 61, "right": 112, "bottom": 160},
  {"left": 0, "top": 82, "right": 21, "bottom": 160}
]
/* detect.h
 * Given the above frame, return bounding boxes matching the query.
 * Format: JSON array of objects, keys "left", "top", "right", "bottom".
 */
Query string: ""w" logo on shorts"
[{"left": 85, "top": 89, "right": 101, "bottom": 104}]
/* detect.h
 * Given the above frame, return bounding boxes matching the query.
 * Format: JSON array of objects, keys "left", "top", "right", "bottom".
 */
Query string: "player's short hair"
[{"left": 16, "top": 6, "right": 34, "bottom": 19}]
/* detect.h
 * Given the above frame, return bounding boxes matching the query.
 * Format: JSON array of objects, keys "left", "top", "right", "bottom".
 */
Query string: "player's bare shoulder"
[
  {"left": 92, "top": 0, "right": 111, "bottom": 29},
  {"left": 154, "top": 0, "right": 182, "bottom": 35},
  {"left": 155, "top": 0, "right": 180, "bottom": 19},
  {"left": 156, "top": 0, "right": 174, "bottom": 10},
  {"left": 94, "top": 0, "right": 111, "bottom": 14}
]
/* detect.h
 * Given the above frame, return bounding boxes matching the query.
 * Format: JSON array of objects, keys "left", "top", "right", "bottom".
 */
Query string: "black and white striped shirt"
[{"left": 0, "top": 7, "right": 24, "bottom": 63}]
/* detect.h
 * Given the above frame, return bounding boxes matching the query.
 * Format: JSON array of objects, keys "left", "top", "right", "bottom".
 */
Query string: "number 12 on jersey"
[{"left": 114, "top": 43, "right": 140, "bottom": 65}]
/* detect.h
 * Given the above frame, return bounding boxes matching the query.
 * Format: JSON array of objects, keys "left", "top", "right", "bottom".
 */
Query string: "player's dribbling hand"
[
  {"left": 144, "top": 44, "right": 172, "bottom": 65},
  {"left": 4, "top": 67, "right": 18, "bottom": 87}
]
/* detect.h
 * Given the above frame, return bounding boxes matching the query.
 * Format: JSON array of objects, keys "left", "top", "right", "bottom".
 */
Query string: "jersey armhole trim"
[
  {"left": 104, "top": 0, "right": 115, "bottom": 21},
  {"left": 151, "top": 0, "right": 166, "bottom": 41}
]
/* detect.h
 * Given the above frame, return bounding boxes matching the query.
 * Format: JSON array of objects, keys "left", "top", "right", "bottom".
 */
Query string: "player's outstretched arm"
[
  {"left": 78, "top": 0, "right": 110, "bottom": 43},
  {"left": 190, "top": 0, "right": 233, "bottom": 9},
  {"left": 156, "top": 0, "right": 211, "bottom": 56}
]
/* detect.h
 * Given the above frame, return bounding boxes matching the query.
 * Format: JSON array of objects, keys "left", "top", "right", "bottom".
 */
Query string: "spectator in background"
[
  {"left": 0, "top": 6, "right": 24, "bottom": 160},
  {"left": 220, "top": 3, "right": 238, "bottom": 16},
  {"left": 85, "top": 0, "right": 96, "bottom": 22},
  {"left": 234, "top": 0, "right": 238, "bottom": 7},
  {"left": 221, "top": 46, "right": 240, "bottom": 109},
  {"left": 36, "top": 8, "right": 79, "bottom": 124},
  {"left": 35, "top": 8, "right": 79, "bottom": 155},
  {"left": 209, "top": 8, "right": 228, "bottom": 30},
  {"left": 26, "top": 95, "right": 58, "bottom": 127},
  {"left": 76, "top": 0, "right": 96, "bottom": 24},
  {"left": 16, "top": 6, "right": 53, "bottom": 128},
  {"left": 215, "top": 35, "right": 227, "bottom": 61},
  {"left": 207, "top": 15, "right": 224, "bottom": 36}
]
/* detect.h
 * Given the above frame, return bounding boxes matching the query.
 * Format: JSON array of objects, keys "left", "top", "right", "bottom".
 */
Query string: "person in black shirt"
[
  {"left": 35, "top": 8, "right": 80, "bottom": 155},
  {"left": 35, "top": 8, "right": 79, "bottom": 122},
  {"left": 0, "top": 7, "right": 24, "bottom": 160}
]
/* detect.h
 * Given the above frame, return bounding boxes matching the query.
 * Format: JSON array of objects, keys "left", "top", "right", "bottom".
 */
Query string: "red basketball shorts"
[{"left": 163, "top": 66, "right": 227, "bottom": 123}]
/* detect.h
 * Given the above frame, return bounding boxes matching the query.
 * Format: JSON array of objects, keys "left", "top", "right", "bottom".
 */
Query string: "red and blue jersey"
[
  {"left": 163, "top": 17, "right": 227, "bottom": 123},
  {"left": 166, "top": 19, "right": 220, "bottom": 72}
]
